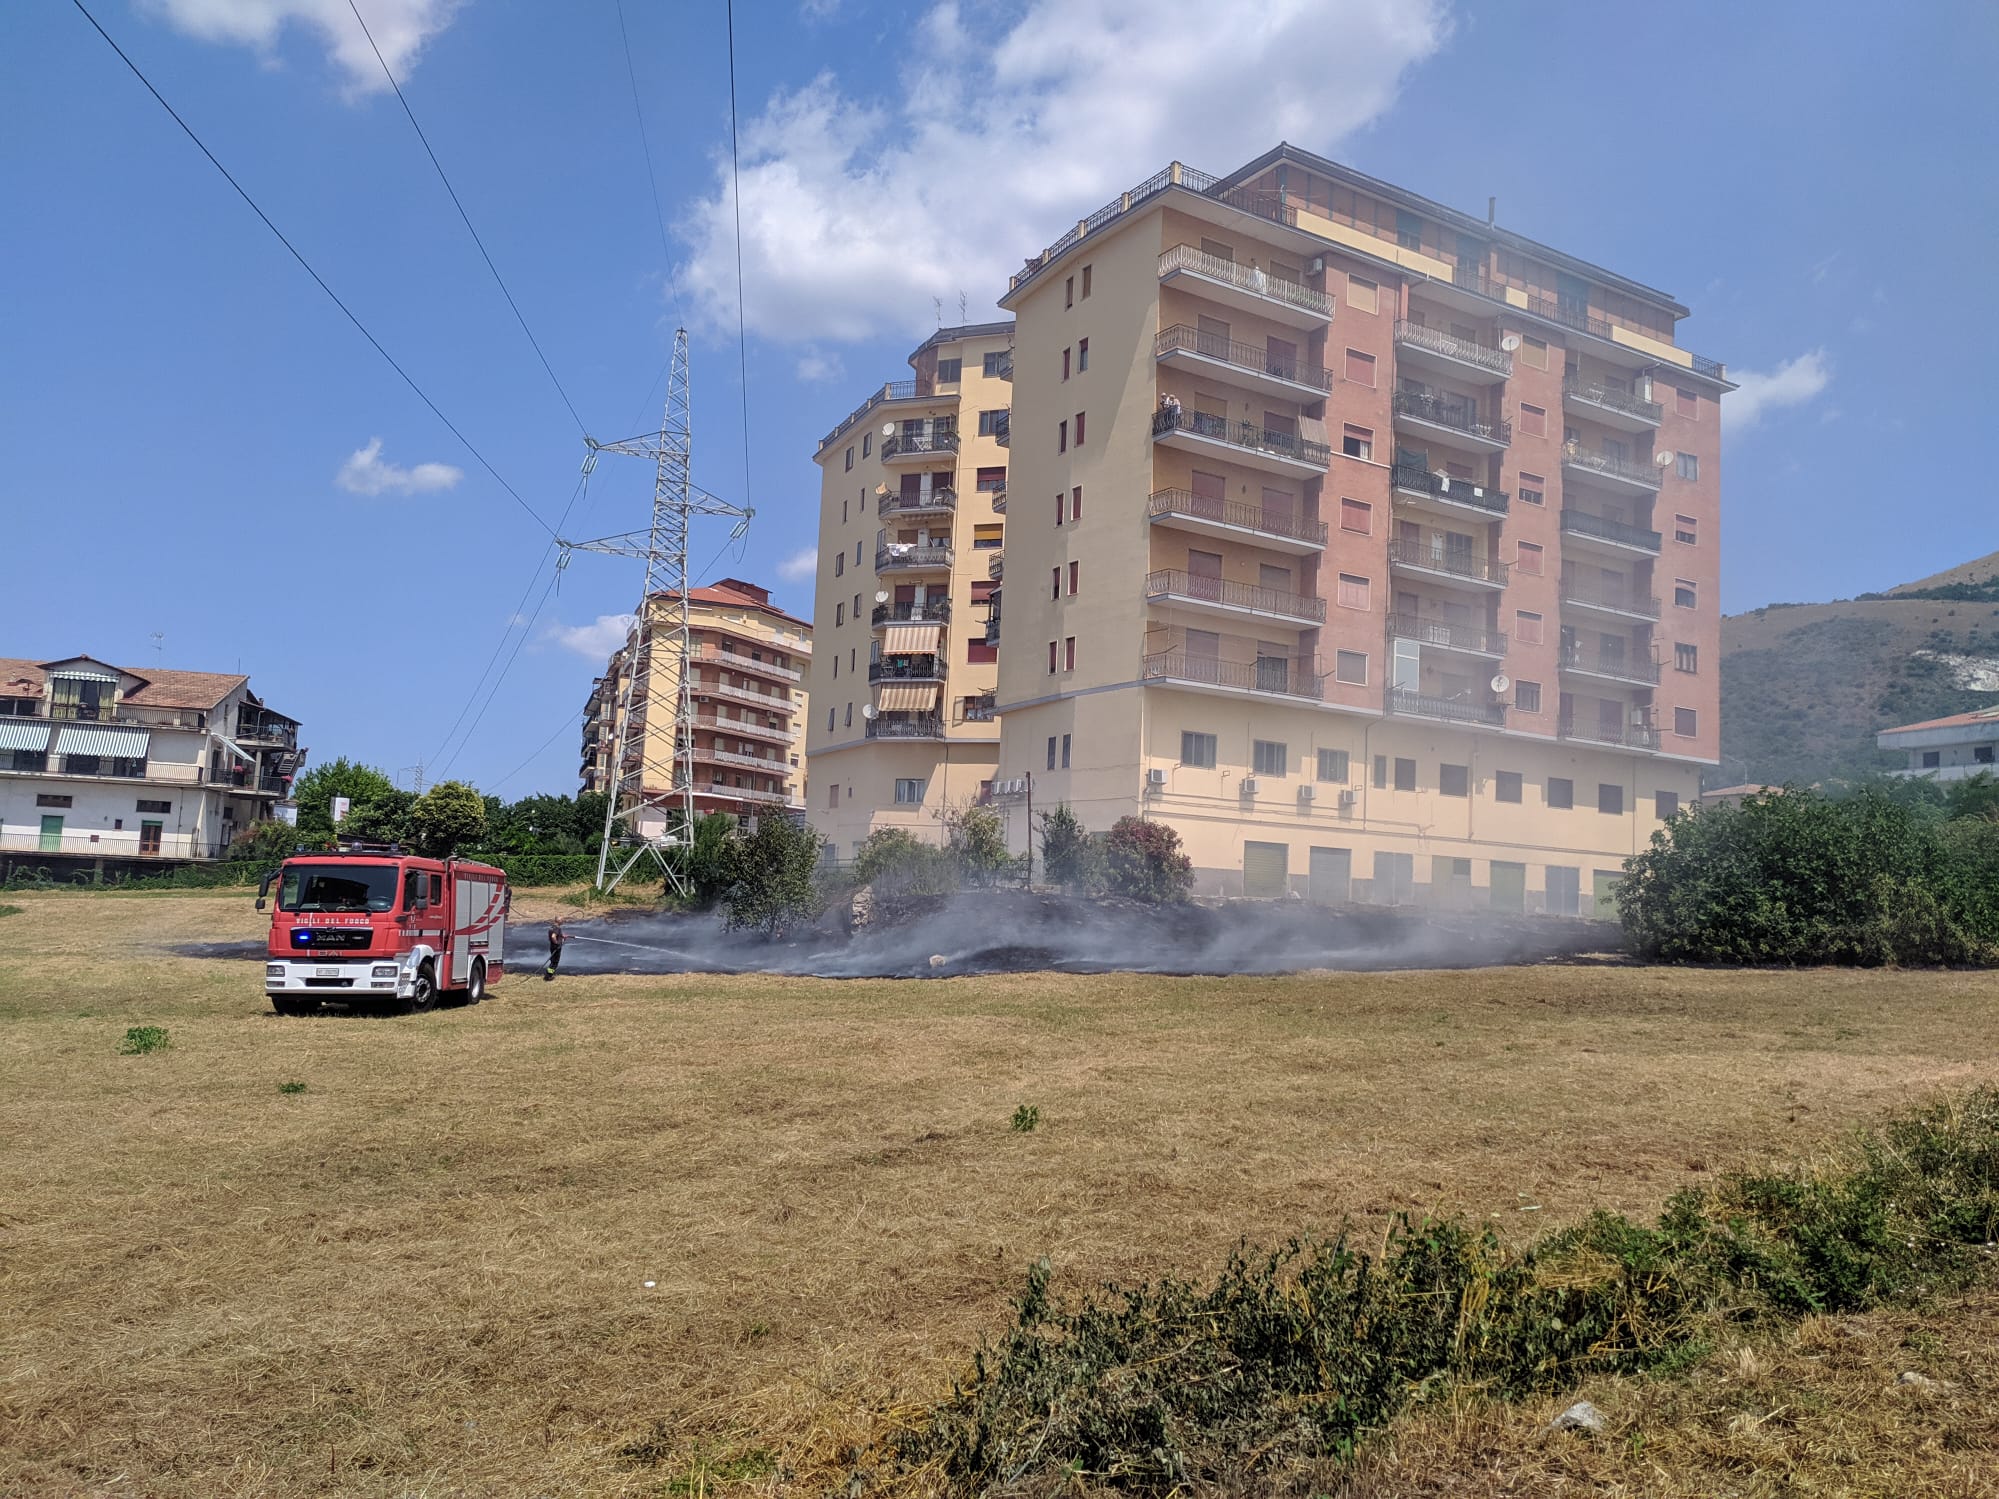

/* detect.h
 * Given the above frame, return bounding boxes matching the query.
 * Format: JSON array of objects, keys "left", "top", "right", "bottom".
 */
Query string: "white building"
[
  {"left": 0, "top": 655, "right": 302, "bottom": 875},
  {"left": 1877, "top": 705, "right": 1999, "bottom": 783}
]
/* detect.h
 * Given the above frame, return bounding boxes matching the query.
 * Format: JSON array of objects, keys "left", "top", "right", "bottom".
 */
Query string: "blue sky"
[{"left": 5, "top": 0, "right": 1994, "bottom": 796}]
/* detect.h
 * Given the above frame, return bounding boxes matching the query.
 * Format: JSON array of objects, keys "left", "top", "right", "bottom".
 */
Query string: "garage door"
[
  {"left": 1489, "top": 861, "right": 1525, "bottom": 913},
  {"left": 1243, "top": 840, "right": 1289, "bottom": 898},
  {"left": 1307, "top": 846, "right": 1350, "bottom": 905}
]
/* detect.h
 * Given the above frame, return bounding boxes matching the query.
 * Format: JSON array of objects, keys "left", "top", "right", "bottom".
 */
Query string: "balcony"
[
  {"left": 1558, "top": 646, "right": 1662, "bottom": 688},
  {"left": 1387, "top": 613, "right": 1507, "bottom": 660},
  {"left": 958, "top": 693, "right": 998, "bottom": 724},
  {"left": 881, "top": 430, "right": 960, "bottom": 464},
  {"left": 1562, "top": 373, "right": 1663, "bottom": 432},
  {"left": 696, "top": 744, "right": 790, "bottom": 774},
  {"left": 690, "top": 643, "right": 802, "bottom": 682},
  {"left": 1145, "top": 488, "right": 1327, "bottom": 556},
  {"left": 992, "top": 411, "right": 1011, "bottom": 448},
  {"left": 872, "top": 600, "right": 951, "bottom": 627},
  {"left": 1392, "top": 388, "right": 1510, "bottom": 452},
  {"left": 1143, "top": 568, "right": 1326, "bottom": 625},
  {"left": 869, "top": 655, "right": 946, "bottom": 683},
  {"left": 1151, "top": 408, "right": 1330, "bottom": 477},
  {"left": 1561, "top": 444, "right": 1663, "bottom": 496},
  {"left": 1386, "top": 689, "right": 1505, "bottom": 728},
  {"left": 987, "top": 486, "right": 1006, "bottom": 513},
  {"left": 692, "top": 711, "right": 795, "bottom": 745},
  {"left": 1140, "top": 650, "right": 1324, "bottom": 702},
  {"left": 1390, "top": 463, "right": 1509, "bottom": 521},
  {"left": 865, "top": 714, "right": 945, "bottom": 741},
  {"left": 1559, "top": 718, "right": 1662, "bottom": 751},
  {"left": 983, "top": 609, "right": 1000, "bottom": 647},
  {"left": 1560, "top": 581, "right": 1662, "bottom": 623},
  {"left": 818, "top": 378, "right": 948, "bottom": 452},
  {"left": 986, "top": 552, "right": 1004, "bottom": 582},
  {"left": 694, "top": 678, "right": 796, "bottom": 713},
  {"left": 1560, "top": 508, "right": 1662, "bottom": 556},
  {"left": 1392, "top": 321, "right": 1512, "bottom": 382},
  {"left": 876, "top": 542, "right": 954, "bottom": 573},
  {"left": 992, "top": 349, "right": 1013, "bottom": 382},
  {"left": 879, "top": 488, "right": 957, "bottom": 521},
  {"left": 1426, "top": 269, "right": 1727, "bottom": 384},
  {"left": 1157, "top": 243, "right": 1333, "bottom": 328},
  {"left": 698, "top": 782, "right": 796, "bottom": 806},
  {"left": 1386, "top": 538, "right": 1510, "bottom": 591},
  {"left": 1153, "top": 324, "right": 1335, "bottom": 402}
]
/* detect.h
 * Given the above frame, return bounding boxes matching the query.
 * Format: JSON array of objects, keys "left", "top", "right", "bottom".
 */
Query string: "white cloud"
[
  {"left": 549, "top": 614, "right": 638, "bottom": 660},
  {"left": 675, "top": 0, "right": 1449, "bottom": 344},
  {"left": 776, "top": 547, "right": 818, "bottom": 582},
  {"left": 1724, "top": 350, "right": 1833, "bottom": 433},
  {"left": 335, "top": 437, "right": 463, "bottom": 495},
  {"left": 794, "top": 347, "right": 845, "bottom": 383},
  {"left": 143, "top": 0, "right": 462, "bottom": 95}
]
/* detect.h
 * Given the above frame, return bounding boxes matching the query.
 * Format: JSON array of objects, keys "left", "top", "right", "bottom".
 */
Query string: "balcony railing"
[
  {"left": 992, "top": 349, "right": 1013, "bottom": 381},
  {"left": 1435, "top": 267, "right": 1727, "bottom": 383},
  {"left": 1150, "top": 408, "right": 1331, "bottom": 467},
  {"left": 1140, "top": 650, "right": 1324, "bottom": 700},
  {"left": 1559, "top": 646, "right": 1662, "bottom": 685},
  {"left": 876, "top": 543, "right": 954, "bottom": 571},
  {"left": 1393, "top": 320, "right": 1513, "bottom": 376},
  {"left": 818, "top": 377, "right": 941, "bottom": 451},
  {"left": 1390, "top": 463, "right": 1509, "bottom": 515},
  {"left": 1144, "top": 568, "right": 1326, "bottom": 622},
  {"left": 869, "top": 656, "right": 946, "bottom": 682},
  {"left": 1386, "top": 539, "right": 1511, "bottom": 587},
  {"left": 1561, "top": 445, "right": 1663, "bottom": 490},
  {"left": 1560, "top": 508, "right": 1662, "bottom": 552},
  {"left": 1387, "top": 689, "right": 1505, "bottom": 727},
  {"left": 872, "top": 600, "right": 951, "bottom": 626},
  {"left": 690, "top": 643, "right": 802, "bottom": 682},
  {"left": 1386, "top": 614, "right": 1508, "bottom": 657},
  {"left": 692, "top": 711, "right": 795, "bottom": 743},
  {"left": 991, "top": 411, "right": 1011, "bottom": 448},
  {"left": 1560, "top": 582, "right": 1662, "bottom": 619},
  {"left": 699, "top": 782, "right": 796, "bottom": 805},
  {"left": 959, "top": 694, "right": 998, "bottom": 723},
  {"left": 987, "top": 486, "right": 1006, "bottom": 513},
  {"left": 695, "top": 678, "right": 796, "bottom": 712},
  {"left": 1146, "top": 488, "right": 1329, "bottom": 547},
  {"left": 881, "top": 430, "right": 960, "bottom": 460},
  {"left": 1153, "top": 324, "right": 1334, "bottom": 393},
  {"left": 879, "top": 489, "right": 957, "bottom": 519},
  {"left": 865, "top": 714, "right": 945, "bottom": 741},
  {"left": 1563, "top": 373, "right": 1663, "bottom": 424},
  {"left": 987, "top": 552, "right": 1004, "bottom": 582},
  {"left": 696, "top": 745, "right": 789, "bottom": 774},
  {"left": 1157, "top": 244, "right": 1333, "bottom": 318},
  {"left": 1392, "top": 388, "right": 1511, "bottom": 445},
  {"left": 1559, "top": 718, "right": 1662, "bottom": 751}
]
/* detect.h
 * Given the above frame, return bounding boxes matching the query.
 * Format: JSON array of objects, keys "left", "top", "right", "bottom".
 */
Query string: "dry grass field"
[{"left": 2, "top": 890, "right": 1997, "bottom": 1497}]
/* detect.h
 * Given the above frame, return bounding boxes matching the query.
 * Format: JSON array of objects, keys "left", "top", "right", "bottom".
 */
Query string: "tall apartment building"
[
  {"left": 0, "top": 654, "right": 301, "bottom": 877},
  {"left": 580, "top": 577, "right": 810, "bottom": 826},
  {"left": 805, "top": 323, "right": 1012, "bottom": 851},
  {"left": 989, "top": 148, "right": 1728, "bottom": 913}
]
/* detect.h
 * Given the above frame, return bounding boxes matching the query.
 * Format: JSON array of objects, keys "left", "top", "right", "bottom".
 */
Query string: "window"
[
  {"left": 1516, "top": 541, "right": 1544, "bottom": 576},
  {"left": 978, "top": 409, "right": 1007, "bottom": 436},
  {"left": 1393, "top": 757, "right": 1417, "bottom": 792},
  {"left": 1061, "top": 734, "right": 1072, "bottom": 769},
  {"left": 976, "top": 466, "right": 1006, "bottom": 492},
  {"left": 1656, "top": 790, "right": 1680, "bottom": 820},
  {"left": 1071, "top": 486, "right": 1083, "bottom": 522},
  {"left": 1440, "top": 763, "right": 1469, "bottom": 797},
  {"left": 1345, "top": 349, "right": 1376, "bottom": 386},
  {"left": 835, "top": 551, "right": 844, "bottom": 577},
  {"left": 844, "top": 702, "right": 853, "bottom": 726},
  {"left": 36, "top": 793, "right": 74, "bottom": 808},
  {"left": 1182, "top": 731, "right": 1217, "bottom": 768},
  {"left": 136, "top": 799, "right": 171, "bottom": 814},
  {"left": 1372, "top": 754, "right": 1388, "bottom": 789},
  {"left": 936, "top": 357, "right": 961, "bottom": 383},
  {"left": 1316, "top": 748, "right": 1350, "bottom": 782},
  {"left": 1676, "top": 452, "right": 1700, "bottom": 481},
  {"left": 1977, "top": 746, "right": 1996, "bottom": 765},
  {"left": 1675, "top": 643, "right": 1698, "bottom": 673},
  {"left": 844, "top": 446, "right": 854, "bottom": 471},
  {"left": 1051, "top": 566, "right": 1062, "bottom": 600},
  {"left": 859, "top": 486, "right": 867, "bottom": 511},
  {"left": 827, "top": 707, "right": 835, "bottom": 731},
  {"left": 1675, "top": 514, "right": 1698, "bottom": 545},
  {"left": 1495, "top": 770, "right": 1523, "bottom": 804},
  {"left": 1047, "top": 736, "right": 1058, "bottom": 771},
  {"left": 1922, "top": 750, "right": 1942, "bottom": 769},
  {"left": 1061, "top": 347, "right": 1070, "bottom": 380},
  {"left": 1048, "top": 640, "right": 1058, "bottom": 674},
  {"left": 1547, "top": 776, "right": 1574, "bottom": 810},
  {"left": 1055, "top": 493, "right": 1065, "bottom": 526},
  {"left": 835, "top": 603, "right": 845, "bottom": 625},
  {"left": 1395, "top": 209, "right": 1422, "bottom": 250},
  {"left": 862, "top": 433, "right": 872, "bottom": 458},
  {"left": 1674, "top": 707, "right": 1698, "bottom": 738},
  {"left": 841, "top": 499, "right": 849, "bottom": 524},
  {"left": 1520, "top": 336, "right": 1548, "bottom": 371},
  {"left": 1546, "top": 866, "right": 1580, "bottom": 917},
  {"left": 1253, "top": 740, "right": 1287, "bottom": 777},
  {"left": 855, "top": 593, "right": 863, "bottom": 617},
  {"left": 832, "top": 656, "right": 838, "bottom": 679},
  {"left": 1515, "top": 680, "right": 1542, "bottom": 713},
  {"left": 1598, "top": 783, "right": 1624, "bottom": 816},
  {"left": 1674, "top": 579, "right": 1697, "bottom": 609},
  {"left": 1517, "top": 473, "right": 1544, "bottom": 506},
  {"left": 1346, "top": 274, "right": 1378, "bottom": 313},
  {"left": 1074, "top": 411, "right": 1086, "bottom": 445},
  {"left": 1340, "top": 498, "right": 1372, "bottom": 534},
  {"left": 1676, "top": 387, "right": 1698, "bottom": 419},
  {"left": 1077, "top": 338, "right": 1089, "bottom": 371},
  {"left": 1336, "top": 573, "right": 1370, "bottom": 611},
  {"left": 828, "top": 784, "right": 840, "bottom": 809},
  {"left": 972, "top": 523, "right": 1003, "bottom": 549},
  {"left": 1341, "top": 425, "right": 1373, "bottom": 460},
  {"left": 1068, "top": 561, "right": 1079, "bottom": 595},
  {"left": 894, "top": 778, "right": 926, "bottom": 805},
  {"left": 1064, "top": 636, "right": 1076, "bottom": 671},
  {"left": 1081, "top": 264, "right": 1092, "bottom": 298},
  {"left": 1515, "top": 611, "right": 1543, "bottom": 646},
  {"left": 1334, "top": 650, "right": 1368, "bottom": 685},
  {"left": 982, "top": 350, "right": 1007, "bottom": 377},
  {"left": 856, "top": 540, "right": 863, "bottom": 563},
  {"left": 1065, "top": 275, "right": 1074, "bottom": 308},
  {"left": 1058, "top": 419, "right": 1068, "bottom": 452},
  {"left": 1519, "top": 404, "right": 1547, "bottom": 437}
]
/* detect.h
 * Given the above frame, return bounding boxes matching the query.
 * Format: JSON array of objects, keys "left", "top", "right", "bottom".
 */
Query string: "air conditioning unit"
[
  {"left": 1297, "top": 784, "right": 1315, "bottom": 803},
  {"left": 1338, "top": 789, "right": 1358, "bottom": 810},
  {"left": 1240, "top": 776, "right": 1259, "bottom": 796},
  {"left": 1146, "top": 767, "right": 1167, "bottom": 787}
]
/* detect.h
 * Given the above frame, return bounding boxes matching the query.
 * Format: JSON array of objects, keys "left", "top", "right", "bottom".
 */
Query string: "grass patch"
[
  {"left": 277, "top": 1081, "right": 307, "bottom": 1095},
  {"left": 0, "top": 903, "right": 23, "bottom": 918},
  {"left": 117, "top": 1025, "right": 171, "bottom": 1055},
  {"left": 1010, "top": 1103, "right": 1040, "bottom": 1133},
  {"left": 556, "top": 883, "right": 665, "bottom": 911}
]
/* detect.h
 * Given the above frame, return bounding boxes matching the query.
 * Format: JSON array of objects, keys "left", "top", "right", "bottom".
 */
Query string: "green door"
[
  {"left": 1307, "top": 846, "right": 1351, "bottom": 905},
  {"left": 1489, "top": 861, "right": 1525, "bottom": 913},
  {"left": 39, "top": 815, "right": 63, "bottom": 852},
  {"left": 1242, "top": 840, "right": 1289, "bottom": 898}
]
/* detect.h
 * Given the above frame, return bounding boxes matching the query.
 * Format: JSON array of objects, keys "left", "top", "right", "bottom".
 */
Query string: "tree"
[
  {"left": 721, "top": 815, "right": 824, "bottom": 937},
  {"left": 340, "top": 787, "right": 414, "bottom": 846},
  {"left": 1038, "top": 803, "right": 1105, "bottom": 892},
  {"left": 1946, "top": 771, "right": 1999, "bottom": 824},
  {"left": 949, "top": 804, "right": 1012, "bottom": 885},
  {"left": 226, "top": 819, "right": 306, "bottom": 865},
  {"left": 853, "top": 827, "right": 957, "bottom": 896},
  {"left": 292, "top": 758, "right": 397, "bottom": 842},
  {"left": 408, "top": 780, "right": 488, "bottom": 858},
  {"left": 1103, "top": 817, "right": 1193, "bottom": 903},
  {"left": 670, "top": 812, "right": 738, "bottom": 905}
]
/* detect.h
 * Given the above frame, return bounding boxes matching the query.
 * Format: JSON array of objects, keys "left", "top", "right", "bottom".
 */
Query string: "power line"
[
  {"left": 436, "top": 558, "right": 566, "bottom": 780},
  {"left": 344, "top": 0, "right": 586, "bottom": 436},
  {"left": 612, "top": 0, "right": 682, "bottom": 326},
  {"left": 68, "top": 0, "right": 555, "bottom": 540},
  {"left": 485, "top": 709, "right": 583, "bottom": 794},
  {"left": 723, "top": 0, "right": 755, "bottom": 520}
]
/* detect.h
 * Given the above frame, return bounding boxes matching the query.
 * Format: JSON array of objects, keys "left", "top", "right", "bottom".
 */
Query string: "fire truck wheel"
[
  {"left": 406, "top": 961, "right": 438, "bottom": 1014},
  {"left": 465, "top": 959, "right": 486, "bottom": 1005}
]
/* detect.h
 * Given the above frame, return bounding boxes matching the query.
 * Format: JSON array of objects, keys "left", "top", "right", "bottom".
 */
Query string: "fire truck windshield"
[{"left": 277, "top": 865, "right": 400, "bottom": 914}]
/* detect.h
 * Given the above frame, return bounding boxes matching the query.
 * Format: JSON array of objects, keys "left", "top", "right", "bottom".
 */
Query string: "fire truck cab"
[{"left": 259, "top": 849, "right": 509, "bottom": 1015}]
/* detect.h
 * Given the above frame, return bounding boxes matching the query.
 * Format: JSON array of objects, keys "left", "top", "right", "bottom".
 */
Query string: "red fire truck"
[{"left": 258, "top": 850, "right": 509, "bottom": 1015}]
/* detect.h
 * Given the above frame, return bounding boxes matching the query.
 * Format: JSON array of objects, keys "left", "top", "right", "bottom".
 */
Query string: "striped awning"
[
  {"left": 56, "top": 724, "right": 151, "bottom": 757},
  {"left": 875, "top": 683, "right": 939, "bottom": 712},
  {"left": 213, "top": 735, "right": 252, "bottom": 764},
  {"left": 883, "top": 623, "right": 941, "bottom": 654},
  {"left": 0, "top": 720, "right": 52, "bottom": 752},
  {"left": 50, "top": 668, "right": 120, "bottom": 684}
]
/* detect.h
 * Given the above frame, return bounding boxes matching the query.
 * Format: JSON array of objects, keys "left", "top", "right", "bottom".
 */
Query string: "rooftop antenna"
[
  {"left": 149, "top": 631, "right": 164, "bottom": 664},
  {"left": 958, "top": 290, "right": 968, "bottom": 322},
  {"left": 932, "top": 295, "right": 943, "bottom": 326}
]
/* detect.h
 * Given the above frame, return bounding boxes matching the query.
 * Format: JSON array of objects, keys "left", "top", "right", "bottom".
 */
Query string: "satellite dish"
[
  {"left": 874, "top": 590, "right": 889, "bottom": 604},
  {"left": 880, "top": 422, "right": 896, "bottom": 437},
  {"left": 1499, "top": 333, "right": 1521, "bottom": 352},
  {"left": 861, "top": 704, "right": 878, "bottom": 720},
  {"left": 1654, "top": 449, "right": 1676, "bottom": 468},
  {"left": 1489, "top": 673, "right": 1511, "bottom": 695}
]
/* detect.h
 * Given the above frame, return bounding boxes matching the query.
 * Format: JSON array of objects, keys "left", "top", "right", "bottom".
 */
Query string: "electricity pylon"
[{"left": 562, "top": 329, "right": 751, "bottom": 894}]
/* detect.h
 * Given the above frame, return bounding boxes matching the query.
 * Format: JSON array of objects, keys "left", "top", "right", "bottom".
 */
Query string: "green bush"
[
  {"left": 720, "top": 815, "right": 824, "bottom": 937},
  {"left": 119, "top": 1026, "right": 171, "bottom": 1056},
  {"left": 1038, "top": 803, "right": 1106, "bottom": 893},
  {"left": 852, "top": 827, "right": 959, "bottom": 898},
  {"left": 948, "top": 805, "right": 1012, "bottom": 886},
  {"left": 1010, "top": 1103, "right": 1040, "bottom": 1133},
  {"left": 1102, "top": 816, "right": 1193, "bottom": 904}
]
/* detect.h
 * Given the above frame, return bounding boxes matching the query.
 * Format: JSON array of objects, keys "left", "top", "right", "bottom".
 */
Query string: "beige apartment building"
[
  {"left": 804, "top": 323, "right": 1012, "bottom": 851},
  {"left": 580, "top": 577, "right": 810, "bottom": 826},
  {"left": 982, "top": 148, "right": 1728, "bottom": 913}
]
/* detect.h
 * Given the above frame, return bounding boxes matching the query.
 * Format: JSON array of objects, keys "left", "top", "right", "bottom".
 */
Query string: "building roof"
[
  {"left": 1700, "top": 783, "right": 1781, "bottom": 799},
  {"left": 0, "top": 656, "right": 256, "bottom": 711},
  {"left": 1879, "top": 705, "right": 1999, "bottom": 737},
  {"left": 647, "top": 577, "right": 811, "bottom": 631},
  {"left": 905, "top": 320, "right": 1015, "bottom": 362}
]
